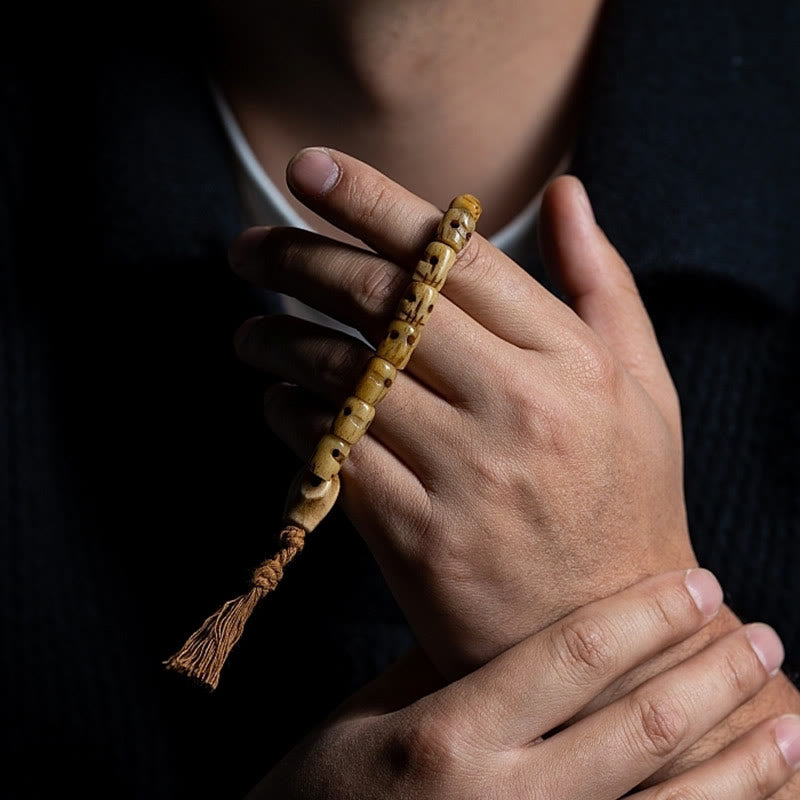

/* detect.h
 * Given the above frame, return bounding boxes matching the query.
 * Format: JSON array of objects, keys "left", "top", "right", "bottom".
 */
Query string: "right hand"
[{"left": 246, "top": 570, "right": 800, "bottom": 799}]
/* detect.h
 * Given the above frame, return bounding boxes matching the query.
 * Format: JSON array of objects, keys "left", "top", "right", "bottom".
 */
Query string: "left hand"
[{"left": 230, "top": 146, "right": 696, "bottom": 680}]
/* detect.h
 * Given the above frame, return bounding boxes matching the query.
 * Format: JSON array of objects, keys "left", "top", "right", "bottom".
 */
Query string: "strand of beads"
[
  {"left": 165, "top": 193, "right": 481, "bottom": 690},
  {"left": 288, "top": 193, "right": 482, "bottom": 517}
]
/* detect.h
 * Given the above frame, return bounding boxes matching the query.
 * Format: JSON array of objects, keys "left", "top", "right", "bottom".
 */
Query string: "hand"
[
  {"left": 230, "top": 147, "right": 695, "bottom": 678},
  {"left": 246, "top": 571, "right": 799, "bottom": 799}
]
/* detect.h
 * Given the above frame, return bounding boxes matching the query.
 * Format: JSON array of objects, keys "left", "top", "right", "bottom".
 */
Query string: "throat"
[{"left": 211, "top": 0, "right": 604, "bottom": 238}]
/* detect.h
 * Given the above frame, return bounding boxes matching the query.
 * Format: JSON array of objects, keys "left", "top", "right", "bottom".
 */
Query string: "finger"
[
  {"left": 429, "top": 569, "right": 724, "bottom": 749},
  {"left": 229, "top": 226, "right": 408, "bottom": 344},
  {"left": 236, "top": 314, "right": 462, "bottom": 484},
  {"left": 230, "top": 230, "right": 508, "bottom": 404},
  {"left": 538, "top": 175, "right": 681, "bottom": 429},
  {"left": 525, "top": 622, "right": 785, "bottom": 799},
  {"left": 630, "top": 715, "right": 800, "bottom": 800},
  {"left": 275, "top": 145, "right": 584, "bottom": 350},
  {"left": 262, "top": 382, "right": 431, "bottom": 539}
]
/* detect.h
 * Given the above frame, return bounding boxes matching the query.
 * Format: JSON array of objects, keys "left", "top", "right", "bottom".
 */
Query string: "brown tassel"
[
  {"left": 165, "top": 470, "right": 341, "bottom": 689},
  {"left": 163, "top": 524, "right": 306, "bottom": 690}
]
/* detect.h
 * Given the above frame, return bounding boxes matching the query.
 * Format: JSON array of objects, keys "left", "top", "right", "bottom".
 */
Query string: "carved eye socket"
[
  {"left": 384, "top": 378, "right": 393, "bottom": 388},
  {"left": 407, "top": 334, "right": 416, "bottom": 345},
  {"left": 406, "top": 291, "right": 416, "bottom": 302},
  {"left": 429, "top": 255, "right": 439, "bottom": 265},
  {"left": 450, "top": 220, "right": 460, "bottom": 229},
  {"left": 332, "top": 448, "right": 341, "bottom": 459},
  {"left": 427, "top": 304, "right": 434, "bottom": 313},
  {"left": 343, "top": 407, "right": 352, "bottom": 416},
  {"left": 389, "top": 330, "right": 400, "bottom": 340}
]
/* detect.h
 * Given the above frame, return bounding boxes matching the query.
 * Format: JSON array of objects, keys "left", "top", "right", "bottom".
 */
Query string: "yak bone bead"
[
  {"left": 451, "top": 193, "right": 482, "bottom": 221},
  {"left": 376, "top": 320, "right": 420, "bottom": 370},
  {"left": 436, "top": 207, "right": 477, "bottom": 253},
  {"left": 309, "top": 434, "right": 351, "bottom": 481},
  {"left": 354, "top": 356, "right": 397, "bottom": 406},
  {"left": 332, "top": 395, "right": 376, "bottom": 445},
  {"left": 396, "top": 280, "right": 439, "bottom": 327},
  {"left": 413, "top": 241, "right": 456, "bottom": 290},
  {"left": 283, "top": 470, "right": 341, "bottom": 532}
]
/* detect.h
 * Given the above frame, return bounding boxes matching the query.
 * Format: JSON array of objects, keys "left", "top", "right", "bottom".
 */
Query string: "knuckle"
[
  {"left": 498, "top": 372, "right": 569, "bottom": 451},
  {"left": 351, "top": 177, "right": 396, "bottom": 232},
  {"left": 265, "top": 226, "right": 302, "bottom": 274},
  {"left": 560, "top": 336, "right": 620, "bottom": 395},
  {"left": 313, "top": 340, "right": 367, "bottom": 390},
  {"left": 354, "top": 260, "right": 407, "bottom": 315},
  {"left": 385, "top": 710, "right": 466, "bottom": 785},
  {"left": 644, "top": 583, "right": 689, "bottom": 638},
  {"left": 739, "top": 749, "right": 775, "bottom": 797},
  {"left": 719, "top": 645, "right": 760, "bottom": 698},
  {"left": 629, "top": 693, "right": 689, "bottom": 760},
  {"left": 449, "top": 235, "right": 494, "bottom": 285},
  {"left": 550, "top": 616, "right": 619, "bottom": 683}
]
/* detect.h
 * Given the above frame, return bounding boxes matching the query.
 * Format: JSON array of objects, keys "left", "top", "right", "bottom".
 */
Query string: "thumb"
[{"left": 538, "top": 175, "right": 680, "bottom": 430}]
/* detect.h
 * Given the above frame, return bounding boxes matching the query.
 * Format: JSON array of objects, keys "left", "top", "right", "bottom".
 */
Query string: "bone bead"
[
  {"left": 353, "top": 356, "right": 396, "bottom": 406},
  {"left": 283, "top": 470, "right": 341, "bottom": 532},
  {"left": 376, "top": 320, "right": 421, "bottom": 370},
  {"left": 436, "top": 207, "right": 477, "bottom": 253},
  {"left": 396, "top": 280, "right": 439, "bottom": 327},
  {"left": 413, "top": 241, "right": 456, "bottom": 290},
  {"left": 309, "top": 434, "right": 351, "bottom": 481},
  {"left": 451, "top": 193, "right": 482, "bottom": 221},
  {"left": 332, "top": 395, "right": 376, "bottom": 445}
]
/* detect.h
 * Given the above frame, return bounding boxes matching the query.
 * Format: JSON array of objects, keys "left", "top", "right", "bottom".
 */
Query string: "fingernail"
[
  {"left": 574, "top": 179, "right": 596, "bottom": 223},
  {"left": 775, "top": 715, "right": 800, "bottom": 770},
  {"left": 287, "top": 147, "right": 341, "bottom": 197},
  {"left": 746, "top": 623, "right": 785, "bottom": 677},
  {"left": 233, "top": 316, "right": 263, "bottom": 356},
  {"left": 228, "top": 227, "right": 272, "bottom": 275},
  {"left": 684, "top": 569, "right": 723, "bottom": 617}
]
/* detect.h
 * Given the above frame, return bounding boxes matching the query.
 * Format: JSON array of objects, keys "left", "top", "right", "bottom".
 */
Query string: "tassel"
[
  {"left": 165, "top": 471, "right": 340, "bottom": 690},
  {"left": 163, "top": 524, "right": 306, "bottom": 690}
]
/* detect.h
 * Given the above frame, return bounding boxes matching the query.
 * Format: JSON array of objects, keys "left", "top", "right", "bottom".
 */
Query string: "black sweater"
[{"left": 2, "top": 2, "right": 799, "bottom": 797}]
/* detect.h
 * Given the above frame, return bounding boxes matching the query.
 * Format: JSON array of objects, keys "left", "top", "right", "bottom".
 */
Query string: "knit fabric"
[{"left": 1, "top": 2, "right": 798, "bottom": 797}]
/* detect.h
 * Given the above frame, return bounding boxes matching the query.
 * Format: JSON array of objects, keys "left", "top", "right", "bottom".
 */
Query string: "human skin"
[
  {"left": 210, "top": 0, "right": 800, "bottom": 793},
  {"left": 209, "top": 0, "right": 604, "bottom": 240},
  {"left": 229, "top": 148, "right": 800, "bottom": 795},
  {"left": 245, "top": 570, "right": 800, "bottom": 798}
]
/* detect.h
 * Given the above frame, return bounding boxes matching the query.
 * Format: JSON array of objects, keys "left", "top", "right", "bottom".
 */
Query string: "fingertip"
[
  {"left": 537, "top": 174, "right": 599, "bottom": 290},
  {"left": 775, "top": 714, "right": 800, "bottom": 771},
  {"left": 286, "top": 146, "right": 342, "bottom": 198},
  {"left": 228, "top": 226, "right": 272, "bottom": 276},
  {"left": 233, "top": 315, "right": 264, "bottom": 358},
  {"left": 684, "top": 568, "right": 723, "bottom": 618}
]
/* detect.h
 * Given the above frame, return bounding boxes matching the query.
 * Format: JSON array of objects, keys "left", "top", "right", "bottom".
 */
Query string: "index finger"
[{"left": 284, "top": 146, "right": 584, "bottom": 350}]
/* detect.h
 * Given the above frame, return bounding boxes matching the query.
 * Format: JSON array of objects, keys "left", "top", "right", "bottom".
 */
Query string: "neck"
[{"left": 210, "top": 1, "right": 605, "bottom": 237}]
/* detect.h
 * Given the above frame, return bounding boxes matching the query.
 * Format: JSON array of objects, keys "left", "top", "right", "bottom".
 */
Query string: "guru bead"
[{"left": 283, "top": 470, "right": 340, "bottom": 531}]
